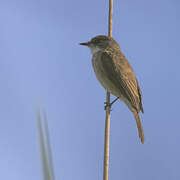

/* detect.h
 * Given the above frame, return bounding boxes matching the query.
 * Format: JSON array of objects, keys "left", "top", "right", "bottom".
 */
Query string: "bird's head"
[{"left": 80, "top": 35, "right": 119, "bottom": 55}]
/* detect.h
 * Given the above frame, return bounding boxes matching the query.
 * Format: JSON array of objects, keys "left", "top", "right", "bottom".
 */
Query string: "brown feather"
[{"left": 133, "top": 111, "right": 144, "bottom": 144}]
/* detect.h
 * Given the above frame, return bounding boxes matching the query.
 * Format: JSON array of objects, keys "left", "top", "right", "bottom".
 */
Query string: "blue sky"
[{"left": 0, "top": 0, "right": 180, "bottom": 179}]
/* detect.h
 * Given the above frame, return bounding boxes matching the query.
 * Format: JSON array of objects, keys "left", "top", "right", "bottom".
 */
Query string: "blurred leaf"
[{"left": 36, "top": 103, "right": 55, "bottom": 180}]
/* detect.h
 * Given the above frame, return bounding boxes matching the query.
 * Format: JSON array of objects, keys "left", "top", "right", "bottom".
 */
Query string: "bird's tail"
[{"left": 133, "top": 111, "right": 144, "bottom": 144}]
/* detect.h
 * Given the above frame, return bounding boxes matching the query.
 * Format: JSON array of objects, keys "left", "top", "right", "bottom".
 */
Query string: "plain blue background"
[{"left": 0, "top": 0, "right": 180, "bottom": 179}]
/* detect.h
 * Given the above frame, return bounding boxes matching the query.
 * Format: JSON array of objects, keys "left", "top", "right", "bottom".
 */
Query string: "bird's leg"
[
  {"left": 104, "top": 97, "right": 119, "bottom": 110},
  {"left": 110, "top": 97, "right": 119, "bottom": 106}
]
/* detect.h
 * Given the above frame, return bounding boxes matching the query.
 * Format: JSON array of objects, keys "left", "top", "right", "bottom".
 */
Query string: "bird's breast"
[{"left": 92, "top": 52, "right": 120, "bottom": 97}]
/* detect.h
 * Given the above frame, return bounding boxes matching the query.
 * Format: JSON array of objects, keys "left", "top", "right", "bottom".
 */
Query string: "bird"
[{"left": 80, "top": 35, "right": 144, "bottom": 144}]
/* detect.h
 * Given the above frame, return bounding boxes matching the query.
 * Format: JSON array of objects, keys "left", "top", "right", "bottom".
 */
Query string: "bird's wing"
[
  {"left": 101, "top": 51, "right": 142, "bottom": 112},
  {"left": 136, "top": 80, "right": 144, "bottom": 113}
]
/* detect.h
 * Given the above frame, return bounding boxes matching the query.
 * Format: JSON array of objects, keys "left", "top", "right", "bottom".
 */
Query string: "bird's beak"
[{"left": 79, "top": 42, "right": 89, "bottom": 46}]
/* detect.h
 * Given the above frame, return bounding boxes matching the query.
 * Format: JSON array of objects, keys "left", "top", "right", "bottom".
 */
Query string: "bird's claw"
[{"left": 104, "top": 102, "right": 111, "bottom": 110}]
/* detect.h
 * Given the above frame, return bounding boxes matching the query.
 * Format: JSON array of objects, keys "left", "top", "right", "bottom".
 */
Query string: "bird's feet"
[{"left": 104, "top": 102, "right": 111, "bottom": 110}]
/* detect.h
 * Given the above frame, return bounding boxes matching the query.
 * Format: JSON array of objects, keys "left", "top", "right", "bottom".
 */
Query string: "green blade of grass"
[
  {"left": 36, "top": 104, "right": 55, "bottom": 180},
  {"left": 42, "top": 104, "right": 55, "bottom": 180}
]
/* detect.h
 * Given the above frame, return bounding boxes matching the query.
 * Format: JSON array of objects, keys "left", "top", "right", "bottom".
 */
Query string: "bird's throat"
[{"left": 89, "top": 46, "right": 101, "bottom": 55}]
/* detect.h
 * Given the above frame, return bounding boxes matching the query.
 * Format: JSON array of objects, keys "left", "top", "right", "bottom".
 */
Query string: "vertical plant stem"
[
  {"left": 108, "top": 0, "right": 113, "bottom": 37},
  {"left": 103, "top": 1, "right": 113, "bottom": 180},
  {"left": 103, "top": 92, "right": 111, "bottom": 180}
]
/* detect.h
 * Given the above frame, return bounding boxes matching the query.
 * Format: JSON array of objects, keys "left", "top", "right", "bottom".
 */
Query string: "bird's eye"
[{"left": 91, "top": 39, "right": 100, "bottom": 45}]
